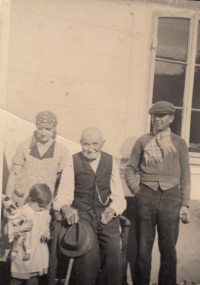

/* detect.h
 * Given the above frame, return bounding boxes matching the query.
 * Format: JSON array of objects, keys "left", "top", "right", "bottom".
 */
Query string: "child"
[{"left": 10, "top": 183, "right": 52, "bottom": 285}]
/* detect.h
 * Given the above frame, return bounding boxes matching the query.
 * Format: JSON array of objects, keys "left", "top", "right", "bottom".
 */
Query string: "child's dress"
[{"left": 11, "top": 203, "right": 51, "bottom": 279}]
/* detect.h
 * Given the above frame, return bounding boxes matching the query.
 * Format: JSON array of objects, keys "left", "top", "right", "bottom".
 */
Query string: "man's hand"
[
  {"left": 19, "top": 220, "right": 33, "bottom": 233},
  {"left": 101, "top": 207, "right": 116, "bottom": 224},
  {"left": 61, "top": 205, "right": 79, "bottom": 225},
  {"left": 179, "top": 206, "right": 191, "bottom": 224}
]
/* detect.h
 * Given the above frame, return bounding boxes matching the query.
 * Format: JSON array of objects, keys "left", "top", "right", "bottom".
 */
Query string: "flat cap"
[{"left": 149, "top": 101, "right": 175, "bottom": 115}]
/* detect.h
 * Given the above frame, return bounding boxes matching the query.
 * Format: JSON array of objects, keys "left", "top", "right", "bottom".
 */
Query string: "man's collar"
[{"left": 82, "top": 152, "right": 101, "bottom": 163}]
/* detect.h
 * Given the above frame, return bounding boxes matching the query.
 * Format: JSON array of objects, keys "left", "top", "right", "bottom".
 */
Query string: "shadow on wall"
[
  {"left": 123, "top": 197, "right": 137, "bottom": 284},
  {"left": 119, "top": 136, "right": 137, "bottom": 282},
  {"left": 119, "top": 136, "right": 137, "bottom": 159},
  {"left": 2, "top": 153, "right": 10, "bottom": 195}
]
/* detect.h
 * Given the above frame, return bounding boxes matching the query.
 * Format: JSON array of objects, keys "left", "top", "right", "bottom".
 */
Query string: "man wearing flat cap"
[
  {"left": 125, "top": 101, "right": 191, "bottom": 285},
  {"left": 54, "top": 127, "right": 126, "bottom": 285}
]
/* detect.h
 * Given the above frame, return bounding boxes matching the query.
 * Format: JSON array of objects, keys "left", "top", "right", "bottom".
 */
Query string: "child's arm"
[
  {"left": 23, "top": 231, "right": 32, "bottom": 261},
  {"left": 18, "top": 220, "right": 33, "bottom": 233},
  {"left": 40, "top": 212, "right": 51, "bottom": 243},
  {"left": 7, "top": 220, "right": 33, "bottom": 239},
  {"left": 40, "top": 231, "right": 51, "bottom": 243},
  {"left": 7, "top": 221, "right": 15, "bottom": 242}
]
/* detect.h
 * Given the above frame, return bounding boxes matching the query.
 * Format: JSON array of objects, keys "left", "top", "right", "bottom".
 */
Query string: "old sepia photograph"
[{"left": 1, "top": 0, "right": 200, "bottom": 284}]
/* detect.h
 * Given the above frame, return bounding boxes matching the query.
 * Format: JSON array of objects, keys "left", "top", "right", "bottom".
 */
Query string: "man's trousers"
[
  {"left": 73, "top": 210, "right": 122, "bottom": 285},
  {"left": 133, "top": 184, "right": 182, "bottom": 285},
  {"left": 10, "top": 276, "right": 39, "bottom": 285}
]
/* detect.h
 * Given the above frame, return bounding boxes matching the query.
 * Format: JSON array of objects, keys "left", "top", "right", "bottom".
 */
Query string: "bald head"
[
  {"left": 80, "top": 127, "right": 105, "bottom": 160},
  {"left": 81, "top": 127, "right": 104, "bottom": 141}
]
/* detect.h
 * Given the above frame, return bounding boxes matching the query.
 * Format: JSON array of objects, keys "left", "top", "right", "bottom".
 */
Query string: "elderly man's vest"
[{"left": 72, "top": 151, "right": 113, "bottom": 213}]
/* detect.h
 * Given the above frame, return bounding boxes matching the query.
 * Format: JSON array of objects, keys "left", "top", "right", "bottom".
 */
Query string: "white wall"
[
  {"left": 1, "top": 0, "right": 200, "bottom": 198},
  {"left": 4, "top": 0, "right": 133, "bottom": 157},
  {"left": 1, "top": 0, "right": 200, "bottom": 283}
]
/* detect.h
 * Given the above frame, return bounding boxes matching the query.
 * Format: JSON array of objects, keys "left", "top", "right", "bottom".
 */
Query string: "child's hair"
[{"left": 28, "top": 183, "right": 52, "bottom": 206}]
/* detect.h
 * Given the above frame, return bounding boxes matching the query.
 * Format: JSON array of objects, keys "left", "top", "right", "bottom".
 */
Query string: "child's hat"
[{"left": 2, "top": 194, "right": 20, "bottom": 219}]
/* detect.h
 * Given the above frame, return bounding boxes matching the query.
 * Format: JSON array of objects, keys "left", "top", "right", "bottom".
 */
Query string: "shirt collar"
[{"left": 25, "top": 203, "right": 44, "bottom": 215}]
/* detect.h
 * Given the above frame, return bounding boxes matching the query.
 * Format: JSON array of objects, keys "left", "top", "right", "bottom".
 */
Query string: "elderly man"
[
  {"left": 54, "top": 127, "right": 126, "bottom": 285},
  {"left": 125, "top": 101, "right": 191, "bottom": 285}
]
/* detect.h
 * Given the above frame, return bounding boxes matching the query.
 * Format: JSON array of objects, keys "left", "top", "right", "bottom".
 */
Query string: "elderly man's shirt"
[{"left": 54, "top": 153, "right": 126, "bottom": 216}]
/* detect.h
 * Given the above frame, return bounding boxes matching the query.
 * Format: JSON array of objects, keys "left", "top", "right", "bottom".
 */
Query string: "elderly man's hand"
[
  {"left": 61, "top": 205, "right": 79, "bottom": 225},
  {"left": 179, "top": 206, "right": 191, "bottom": 224},
  {"left": 101, "top": 207, "right": 116, "bottom": 224}
]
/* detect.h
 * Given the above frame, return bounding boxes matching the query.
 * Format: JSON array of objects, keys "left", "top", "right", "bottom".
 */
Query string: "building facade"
[{"left": 1, "top": 0, "right": 200, "bottom": 282}]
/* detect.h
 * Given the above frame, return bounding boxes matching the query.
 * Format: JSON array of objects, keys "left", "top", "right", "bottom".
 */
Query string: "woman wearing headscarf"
[{"left": 5, "top": 110, "right": 69, "bottom": 206}]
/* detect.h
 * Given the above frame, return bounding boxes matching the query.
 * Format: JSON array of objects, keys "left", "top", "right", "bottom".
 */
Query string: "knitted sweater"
[{"left": 125, "top": 132, "right": 191, "bottom": 206}]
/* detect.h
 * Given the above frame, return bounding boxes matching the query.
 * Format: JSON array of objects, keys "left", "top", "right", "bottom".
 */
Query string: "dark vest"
[{"left": 72, "top": 151, "right": 113, "bottom": 213}]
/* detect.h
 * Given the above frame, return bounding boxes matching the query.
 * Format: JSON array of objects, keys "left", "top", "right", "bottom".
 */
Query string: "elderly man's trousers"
[
  {"left": 133, "top": 184, "right": 182, "bottom": 285},
  {"left": 73, "top": 212, "right": 122, "bottom": 285}
]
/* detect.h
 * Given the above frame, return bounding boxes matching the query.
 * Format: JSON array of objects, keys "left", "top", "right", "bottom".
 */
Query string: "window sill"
[
  {"left": 189, "top": 151, "right": 200, "bottom": 157},
  {"left": 120, "top": 154, "right": 200, "bottom": 166},
  {"left": 189, "top": 152, "right": 200, "bottom": 165},
  {"left": 119, "top": 154, "right": 200, "bottom": 166}
]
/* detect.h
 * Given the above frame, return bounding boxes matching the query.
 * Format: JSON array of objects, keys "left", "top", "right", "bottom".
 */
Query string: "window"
[{"left": 149, "top": 14, "right": 200, "bottom": 153}]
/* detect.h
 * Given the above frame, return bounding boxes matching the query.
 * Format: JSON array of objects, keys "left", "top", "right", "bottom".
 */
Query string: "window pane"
[
  {"left": 189, "top": 111, "right": 200, "bottom": 152},
  {"left": 170, "top": 109, "right": 182, "bottom": 136},
  {"left": 153, "top": 61, "right": 186, "bottom": 107},
  {"left": 196, "top": 21, "right": 200, "bottom": 64},
  {"left": 156, "top": 18, "right": 189, "bottom": 62},
  {"left": 192, "top": 66, "right": 200, "bottom": 109}
]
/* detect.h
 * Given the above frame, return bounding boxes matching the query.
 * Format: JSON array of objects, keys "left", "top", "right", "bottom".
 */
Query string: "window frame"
[{"left": 147, "top": 12, "right": 200, "bottom": 159}]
